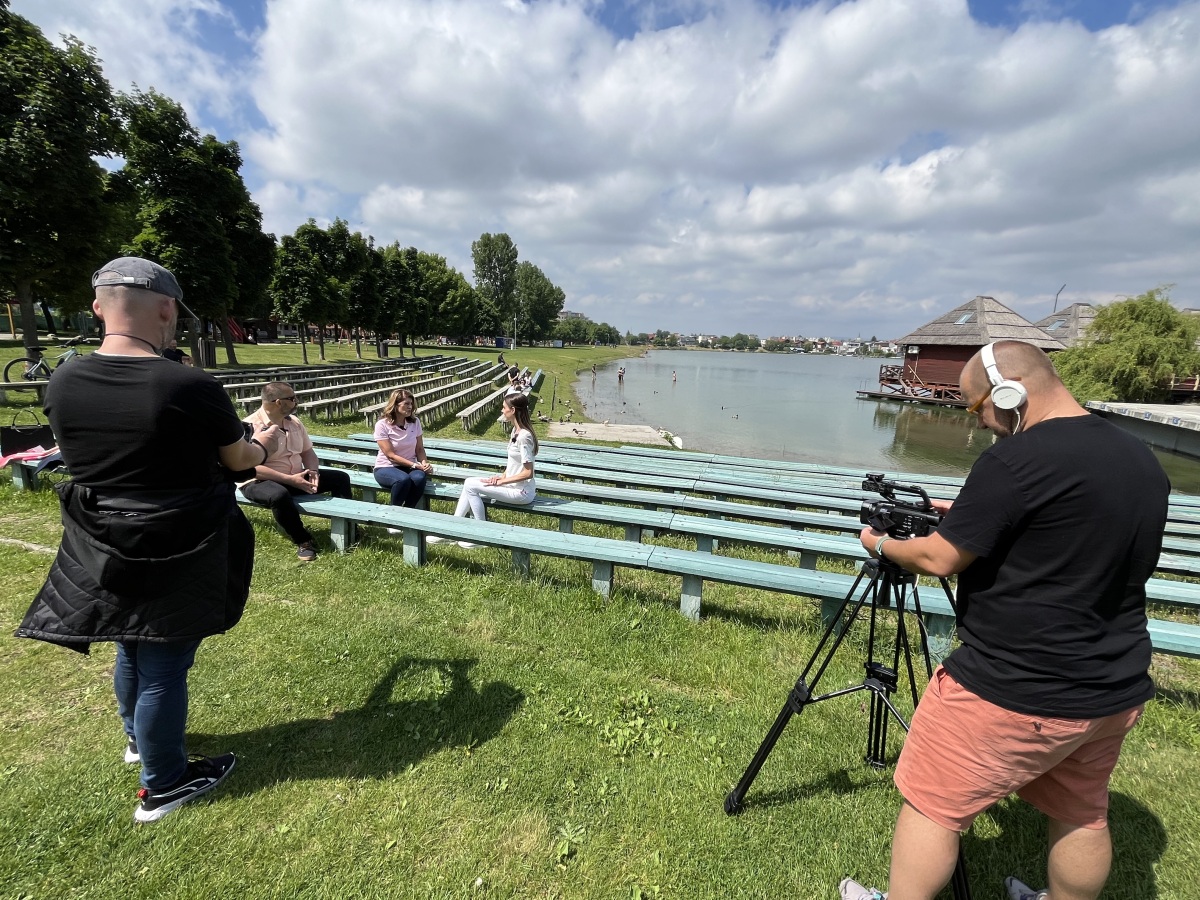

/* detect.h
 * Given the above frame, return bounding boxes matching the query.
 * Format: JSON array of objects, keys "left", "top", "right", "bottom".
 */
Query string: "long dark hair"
[
  {"left": 382, "top": 389, "right": 418, "bottom": 425},
  {"left": 504, "top": 393, "right": 538, "bottom": 454}
]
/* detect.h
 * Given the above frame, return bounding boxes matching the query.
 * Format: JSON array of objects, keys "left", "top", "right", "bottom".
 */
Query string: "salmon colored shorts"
[{"left": 893, "top": 665, "right": 1143, "bottom": 833}]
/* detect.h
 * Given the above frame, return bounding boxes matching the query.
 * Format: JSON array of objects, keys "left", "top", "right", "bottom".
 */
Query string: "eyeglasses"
[{"left": 966, "top": 393, "right": 987, "bottom": 414}]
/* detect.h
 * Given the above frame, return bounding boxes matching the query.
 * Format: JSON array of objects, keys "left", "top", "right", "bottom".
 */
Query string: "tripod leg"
[
  {"left": 724, "top": 675, "right": 811, "bottom": 814},
  {"left": 950, "top": 845, "right": 973, "bottom": 900},
  {"left": 725, "top": 563, "right": 882, "bottom": 814}
]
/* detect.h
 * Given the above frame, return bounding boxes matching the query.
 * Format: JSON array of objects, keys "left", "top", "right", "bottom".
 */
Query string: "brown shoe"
[{"left": 297, "top": 542, "right": 317, "bottom": 562}]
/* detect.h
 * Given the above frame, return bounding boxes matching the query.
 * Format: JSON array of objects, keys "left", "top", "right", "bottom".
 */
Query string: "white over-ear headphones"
[{"left": 980, "top": 342, "right": 1028, "bottom": 411}]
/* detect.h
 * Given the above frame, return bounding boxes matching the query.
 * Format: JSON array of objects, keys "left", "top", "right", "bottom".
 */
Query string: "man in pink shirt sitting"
[{"left": 239, "top": 382, "right": 352, "bottom": 561}]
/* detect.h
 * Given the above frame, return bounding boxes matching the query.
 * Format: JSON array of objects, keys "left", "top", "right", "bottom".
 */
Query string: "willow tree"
[{"left": 1054, "top": 288, "right": 1200, "bottom": 402}]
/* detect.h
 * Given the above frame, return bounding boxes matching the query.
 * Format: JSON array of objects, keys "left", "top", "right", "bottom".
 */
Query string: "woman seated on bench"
[
  {"left": 373, "top": 390, "right": 434, "bottom": 524},
  {"left": 429, "top": 393, "right": 537, "bottom": 548}
]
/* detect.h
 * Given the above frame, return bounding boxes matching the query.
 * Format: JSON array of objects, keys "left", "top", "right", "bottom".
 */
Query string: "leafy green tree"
[
  {"left": 1054, "top": 288, "right": 1200, "bottom": 402},
  {"left": 593, "top": 322, "right": 621, "bottom": 345},
  {"left": 270, "top": 224, "right": 335, "bottom": 365},
  {"left": 414, "top": 251, "right": 473, "bottom": 349},
  {"left": 471, "top": 232, "right": 518, "bottom": 335},
  {"left": 119, "top": 89, "right": 271, "bottom": 364},
  {"left": 514, "top": 261, "right": 565, "bottom": 345},
  {"left": 322, "top": 219, "right": 375, "bottom": 358},
  {"left": 554, "top": 317, "right": 594, "bottom": 345},
  {"left": 0, "top": 4, "right": 120, "bottom": 352},
  {"left": 376, "top": 244, "right": 415, "bottom": 356},
  {"left": 438, "top": 276, "right": 481, "bottom": 345}
]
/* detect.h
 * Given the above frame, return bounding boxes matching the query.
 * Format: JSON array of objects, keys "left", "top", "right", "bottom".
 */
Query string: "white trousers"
[{"left": 454, "top": 477, "right": 535, "bottom": 520}]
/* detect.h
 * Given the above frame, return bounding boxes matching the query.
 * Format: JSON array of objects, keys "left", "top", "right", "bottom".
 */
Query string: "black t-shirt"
[
  {"left": 938, "top": 415, "right": 1168, "bottom": 717},
  {"left": 44, "top": 354, "right": 246, "bottom": 491}
]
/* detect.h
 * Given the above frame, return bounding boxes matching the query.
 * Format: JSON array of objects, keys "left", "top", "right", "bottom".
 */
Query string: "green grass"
[
  {"left": 2, "top": 339, "right": 1199, "bottom": 898},
  {"left": 2, "top": 483, "right": 1199, "bottom": 898}
]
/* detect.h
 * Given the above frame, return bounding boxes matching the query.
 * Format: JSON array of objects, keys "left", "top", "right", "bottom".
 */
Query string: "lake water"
[{"left": 571, "top": 349, "right": 1200, "bottom": 493}]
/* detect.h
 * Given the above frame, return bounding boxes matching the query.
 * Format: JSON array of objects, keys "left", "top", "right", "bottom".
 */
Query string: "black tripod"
[{"left": 724, "top": 556, "right": 973, "bottom": 900}]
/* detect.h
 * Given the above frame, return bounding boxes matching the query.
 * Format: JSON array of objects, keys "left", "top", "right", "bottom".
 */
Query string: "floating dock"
[{"left": 1086, "top": 401, "right": 1200, "bottom": 460}]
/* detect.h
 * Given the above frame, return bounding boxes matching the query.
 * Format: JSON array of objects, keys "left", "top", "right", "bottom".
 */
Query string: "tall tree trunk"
[
  {"left": 317, "top": 325, "right": 326, "bottom": 361},
  {"left": 16, "top": 280, "right": 40, "bottom": 355},
  {"left": 219, "top": 314, "right": 240, "bottom": 366},
  {"left": 354, "top": 328, "right": 362, "bottom": 359},
  {"left": 299, "top": 322, "right": 309, "bottom": 365}
]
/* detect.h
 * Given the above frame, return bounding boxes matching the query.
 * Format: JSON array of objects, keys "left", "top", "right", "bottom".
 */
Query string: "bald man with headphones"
[{"left": 845, "top": 340, "right": 1169, "bottom": 900}]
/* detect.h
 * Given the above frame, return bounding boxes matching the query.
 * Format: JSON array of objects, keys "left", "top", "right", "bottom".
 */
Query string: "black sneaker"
[
  {"left": 124, "top": 738, "right": 140, "bottom": 764},
  {"left": 297, "top": 542, "right": 317, "bottom": 562},
  {"left": 133, "top": 753, "right": 236, "bottom": 823}
]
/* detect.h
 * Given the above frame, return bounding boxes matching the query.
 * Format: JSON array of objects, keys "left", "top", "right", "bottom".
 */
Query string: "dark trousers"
[
  {"left": 240, "top": 468, "right": 353, "bottom": 544},
  {"left": 373, "top": 465, "right": 428, "bottom": 508}
]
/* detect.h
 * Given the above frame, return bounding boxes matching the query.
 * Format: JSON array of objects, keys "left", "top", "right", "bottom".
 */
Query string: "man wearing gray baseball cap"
[{"left": 17, "top": 256, "right": 282, "bottom": 822}]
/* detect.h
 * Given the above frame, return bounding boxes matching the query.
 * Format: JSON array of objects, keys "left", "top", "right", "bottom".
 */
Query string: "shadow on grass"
[
  {"left": 189, "top": 655, "right": 523, "bottom": 794},
  {"left": 1155, "top": 683, "right": 1200, "bottom": 709},
  {"left": 974, "top": 792, "right": 1166, "bottom": 899},
  {"left": 724, "top": 765, "right": 886, "bottom": 813}
]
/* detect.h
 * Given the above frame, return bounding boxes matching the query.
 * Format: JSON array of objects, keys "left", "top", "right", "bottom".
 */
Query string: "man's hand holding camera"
[{"left": 857, "top": 477, "right": 970, "bottom": 577}]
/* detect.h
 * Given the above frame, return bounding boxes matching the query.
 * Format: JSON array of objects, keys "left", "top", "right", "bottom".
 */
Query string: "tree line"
[{"left": 1, "top": 3, "right": 616, "bottom": 365}]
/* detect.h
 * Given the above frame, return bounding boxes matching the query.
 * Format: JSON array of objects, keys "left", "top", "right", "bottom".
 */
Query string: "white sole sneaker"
[
  {"left": 133, "top": 753, "right": 236, "bottom": 823},
  {"left": 1004, "top": 877, "right": 1047, "bottom": 900},
  {"left": 425, "top": 535, "right": 446, "bottom": 544}
]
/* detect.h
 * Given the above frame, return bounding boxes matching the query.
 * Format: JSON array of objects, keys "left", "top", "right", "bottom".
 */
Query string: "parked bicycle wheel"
[{"left": 2, "top": 357, "right": 50, "bottom": 383}]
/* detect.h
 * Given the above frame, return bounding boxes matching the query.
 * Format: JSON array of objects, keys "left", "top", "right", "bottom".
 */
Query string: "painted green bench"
[{"left": 234, "top": 489, "right": 1200, "bottom": 661}]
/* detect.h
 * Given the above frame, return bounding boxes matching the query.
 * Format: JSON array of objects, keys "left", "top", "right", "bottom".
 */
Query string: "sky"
[{"left": 17, "top": 0, "right": 1200, "bottom": 340}]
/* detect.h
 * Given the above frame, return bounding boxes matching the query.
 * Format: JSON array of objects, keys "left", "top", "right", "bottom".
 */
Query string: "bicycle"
[{"left": 3, "top": 337, "right": 93, "bottom": 384}]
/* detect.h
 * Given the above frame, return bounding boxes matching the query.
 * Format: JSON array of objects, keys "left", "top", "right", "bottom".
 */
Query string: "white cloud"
[
  {"left": 18, "top": 0, "right": 250, "bottom": 131},
  {"left": 14, "top": 0, "right": 1200, "bottom": 338}
]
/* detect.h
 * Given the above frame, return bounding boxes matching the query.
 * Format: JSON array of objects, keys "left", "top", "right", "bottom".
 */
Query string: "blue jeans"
[
  {"left": 373, "top": 466, "right": 428, "bottom": 508},
  {"left": 115, "top": 639, "right": 201, "bottom": 789}
]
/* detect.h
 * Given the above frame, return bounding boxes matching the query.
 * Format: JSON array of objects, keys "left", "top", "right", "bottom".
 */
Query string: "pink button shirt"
[
  {"left": 242, "top": 407, "right": 311, "bottom": 478},
  {"left": 374, "top": 417, "right": 423, "bottom": 468}
]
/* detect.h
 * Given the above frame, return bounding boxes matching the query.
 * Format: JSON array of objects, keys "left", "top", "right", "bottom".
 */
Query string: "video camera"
[{"left": 859, "top": 473, "right": 942, "bottom": 539}]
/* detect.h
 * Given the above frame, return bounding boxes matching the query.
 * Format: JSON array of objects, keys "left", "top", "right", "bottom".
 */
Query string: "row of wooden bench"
[
  {"left": 237, "top": 474, "right": 1200, "bottom": 661},
  {"left": 309, "top": 438, "right": 1200, "bottom": 592},
  {"left": 222, "top": 357, "right": 444, "bottom": 403}
]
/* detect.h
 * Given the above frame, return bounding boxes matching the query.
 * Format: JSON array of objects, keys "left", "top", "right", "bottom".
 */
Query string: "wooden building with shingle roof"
[
  {"left": 875, "top": 296, "right": 1065, "bottom": 404},
  {"left": 1033, "top": 303, "right": 1096, "bottom": 348}
]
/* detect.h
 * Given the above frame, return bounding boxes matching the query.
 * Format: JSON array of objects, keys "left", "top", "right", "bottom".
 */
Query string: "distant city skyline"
[{"left": 18, "top": 0, "right": 1200, "bottom": 338}]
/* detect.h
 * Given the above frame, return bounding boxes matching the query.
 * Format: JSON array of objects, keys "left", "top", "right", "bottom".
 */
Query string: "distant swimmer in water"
[{"left": 672, "top": 370, "right": 677, "bottom": 383}]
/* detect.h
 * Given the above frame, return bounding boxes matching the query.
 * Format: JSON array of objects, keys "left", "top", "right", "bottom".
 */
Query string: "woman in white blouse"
[{"left": 429, "top": 393, "right": 537, "bottom": 547}]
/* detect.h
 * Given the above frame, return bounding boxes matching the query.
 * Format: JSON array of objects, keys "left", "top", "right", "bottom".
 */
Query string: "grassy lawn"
[{"left": 1, "top": 338, "right": 1199, "bottom": 898}]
